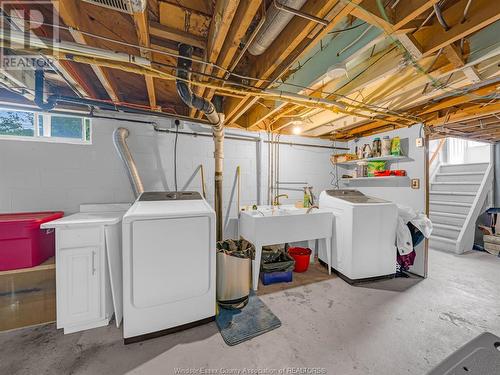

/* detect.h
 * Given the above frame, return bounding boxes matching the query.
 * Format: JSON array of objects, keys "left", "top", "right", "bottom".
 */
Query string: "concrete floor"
[{"left": 1, "top": 249, "right": 500, "bottom": 375}]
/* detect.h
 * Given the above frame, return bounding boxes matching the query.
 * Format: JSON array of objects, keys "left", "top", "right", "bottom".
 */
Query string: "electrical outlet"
[
  {"left": 411, "top": 178, "right": 420, "bottom": 189},
  {"left": 416, "top": 137, "right": 424, "bottom": 148}
]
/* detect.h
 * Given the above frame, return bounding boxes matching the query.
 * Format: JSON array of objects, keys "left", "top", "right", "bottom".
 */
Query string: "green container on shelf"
[
  {"left": 367, "top": 161, "right": 386, "bottom": 177},
  {"left": 391, "top": 136, "right": 401, "bottom": 156}
]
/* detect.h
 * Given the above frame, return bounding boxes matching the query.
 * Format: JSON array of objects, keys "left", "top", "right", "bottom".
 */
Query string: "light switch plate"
[
  {"left": 416, "top": 137, "right": 424, "bottom": 147},
  {"left": 411, "top": 178, "right": 420, "bottom": 189}
]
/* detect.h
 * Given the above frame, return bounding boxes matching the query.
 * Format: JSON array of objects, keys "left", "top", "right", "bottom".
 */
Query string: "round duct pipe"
[{"left": 248, "top": 0, "right": 307, "bottom": 56}]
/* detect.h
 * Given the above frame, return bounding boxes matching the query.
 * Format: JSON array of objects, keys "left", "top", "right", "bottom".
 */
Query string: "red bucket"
[{"left": 288, "top": 247, "right": 312, "bottom": 273}]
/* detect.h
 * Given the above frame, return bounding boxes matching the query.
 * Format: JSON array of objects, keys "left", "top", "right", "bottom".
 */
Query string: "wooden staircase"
[{"left": 429, "top": 162, "right": 492, "bottom": 254}]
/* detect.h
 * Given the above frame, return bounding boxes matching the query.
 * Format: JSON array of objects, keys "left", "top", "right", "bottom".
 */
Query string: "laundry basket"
[{"left": 216, "top": 239, "right": 254, "bottom": 309}]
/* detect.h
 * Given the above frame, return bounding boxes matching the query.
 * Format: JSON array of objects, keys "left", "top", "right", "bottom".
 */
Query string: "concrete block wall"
[{"left": 0, "top": 113, "right": 341, "bottom": 236}]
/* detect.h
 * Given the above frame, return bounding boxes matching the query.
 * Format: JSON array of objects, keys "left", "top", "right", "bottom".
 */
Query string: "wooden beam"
[
  {"left": 225, "top": 0, "right": 362, "bottom": 124},
  {"left": 207, "top": 0, "right": 240, "bottom": 65},
  {"left": 194, "top": 0, "right": 258, "bottom": 118},
  {"left": 396, "top": 33, "right": 423, "bottom": 60},
  {"left": 150, "top": 21, "right": 206, "bottom": 49},
  {"left": 413, "top": 0, "right": 500, "bottom": 56},
  {"left": 190, "top": 0, "right": 239, "bottom": 117},
  {"left": 392, "top": 0, "right": 440, "bottom": 31},
  {"left": 6, "top": 6, "right": 93, "bottom": 99},
  {"left": 426, "top": 102, "right": 500, "bottom": 126},
  {"left": 351, "top": 1, "right": 394, "bottom": 33},
  {"left": 442, "top": 43, "right": 465, "bottom": 68},
  {"left": 463, "top": 67, "right": 482, "bottom": 84},
  {"left": 252, "top": 0, "right": 345, "bottom": 82},
  {"left": 133, "top": 10, "right": 157, "bottom": 109},
  {"left": 352, "top": 0, "right": 439, "bottom": 32},
  {"left": 56, "top": 60, "right": 98, "bottom": 98},
  {"left": 417, "top": 82, "right": 499, "bottom": 115},
  {"left": 56, "top": 0, "right": 119, "bottom": 101}
]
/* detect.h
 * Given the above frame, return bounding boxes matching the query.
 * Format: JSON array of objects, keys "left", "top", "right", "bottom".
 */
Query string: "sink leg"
[
  {"left": 325, "top": 237, "right": 332, "bottom": 275},
  {"left": 307, "top": 239, "right": 316, "bottom": 264},
  {"left": 252, "top": 243, "right": 262, "bottom": 291}
]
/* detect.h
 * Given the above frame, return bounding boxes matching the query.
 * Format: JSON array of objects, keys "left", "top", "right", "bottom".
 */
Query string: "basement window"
[{"left": 0, "top": 109, "right": 91, "bottom": 144}]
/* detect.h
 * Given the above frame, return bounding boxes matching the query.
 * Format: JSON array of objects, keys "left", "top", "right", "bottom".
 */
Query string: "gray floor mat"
[{"left": 216, "top": 293, "right": 281, "bottom": 346}]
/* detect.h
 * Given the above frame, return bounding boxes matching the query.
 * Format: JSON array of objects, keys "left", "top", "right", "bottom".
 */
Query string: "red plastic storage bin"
[
  {"left": 0, "top": 211, "right": 64, "bottom": 271},
  {"left": 288, "top": 247, "right": 312, "bottom": 273}
]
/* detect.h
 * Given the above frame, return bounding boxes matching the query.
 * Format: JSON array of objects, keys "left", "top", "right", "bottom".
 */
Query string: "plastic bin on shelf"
[{"left": 0, "top": 211, "right": 64, "bottom": 271}]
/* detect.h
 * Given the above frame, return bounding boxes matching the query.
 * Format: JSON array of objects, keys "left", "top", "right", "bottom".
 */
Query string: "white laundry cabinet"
[{"left": 42, "top": 205, "right": 127, "bottom": 334}]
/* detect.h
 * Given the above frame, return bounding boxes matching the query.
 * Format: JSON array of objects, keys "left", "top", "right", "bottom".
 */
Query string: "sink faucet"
[
  {"left": 306, "top": 205, "right": 319, "bottom": 214},
  {"left": 273, "top": 194, "right": 288, "bottom": 206}
]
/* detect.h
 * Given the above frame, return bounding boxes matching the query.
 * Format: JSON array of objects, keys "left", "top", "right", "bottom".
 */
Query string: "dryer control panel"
[{"left": 138, "top": 191, "right": 202, "bottom": 201}]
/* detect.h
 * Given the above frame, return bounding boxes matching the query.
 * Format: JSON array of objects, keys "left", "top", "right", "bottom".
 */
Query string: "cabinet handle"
[{"left": 92, "top": 251, "right": 96, "bottom": 275}]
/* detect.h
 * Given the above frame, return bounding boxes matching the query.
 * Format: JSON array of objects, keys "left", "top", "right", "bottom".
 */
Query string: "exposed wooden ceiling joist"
[
  {"left": 133, "top": 9, "right": 157, "bottom": 109},
  {"left": 55, "top": 0, "right": 120, "bottom": 101},
  {"left": 149, "top": 22, "right": 206, "bottom": 49},
  {"left": 224, "top": 0, "right": 363, "bottom": 125},
  {"left": 413, "top": 0, "right": 500, "bottom": 57},
  {"left": 193, "top": 0, "right": 258, "bottom": 119}
]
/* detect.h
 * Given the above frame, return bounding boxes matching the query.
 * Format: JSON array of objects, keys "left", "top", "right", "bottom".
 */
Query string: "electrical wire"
[
  {"left": 1, "top": 14, "right": 264, "bottom": 83},
  {"left": 173, "top": 122, "right": 179, "bottom": 191},
  {"left": 328, "top": 22, "right": 367, "bottom": 34},
  {"left": 2, "top": 12, "right": 495, "bottom": 123},
  {"left": 0, "top": 14, "right": 425, "bottom": 121},
  {"left": 348, "top": 0, "right": 494, "bottom": 103},
  {"left": 0, "top": 13, "right": 433, "bottom": 119}
]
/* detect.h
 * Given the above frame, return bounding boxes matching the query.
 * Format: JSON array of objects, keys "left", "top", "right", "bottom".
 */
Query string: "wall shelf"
[
  {"left": 333, "top": 155, "right": 411, "bottom": 166},
  {"left": 341, "top": 176, "right": 409, "bottom": 182},
  {"left": 341, "top": 175, "right": 411, "bottom": 187}
]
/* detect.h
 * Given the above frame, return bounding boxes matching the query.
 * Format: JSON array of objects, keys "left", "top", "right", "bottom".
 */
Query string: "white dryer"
[
  {"left": 122, "top": 191, "right": 216, "bottom": 343},
  {"left": 319, "top": 189, "right": 397, "bottom": 283}
]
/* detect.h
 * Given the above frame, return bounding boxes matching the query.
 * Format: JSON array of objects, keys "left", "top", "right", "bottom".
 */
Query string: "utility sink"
[{"left": 239, "top": 205, "right": 334, "bottom": 290}]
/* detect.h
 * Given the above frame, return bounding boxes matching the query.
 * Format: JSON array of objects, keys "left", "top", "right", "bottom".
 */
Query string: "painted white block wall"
[{"left": 0, "top": 113, "right": 342, "bottom": 238}]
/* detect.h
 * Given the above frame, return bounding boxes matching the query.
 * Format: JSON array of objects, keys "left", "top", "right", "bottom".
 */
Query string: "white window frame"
[{"left": 0, "top": 108, "right": 92, "bottom": 145}]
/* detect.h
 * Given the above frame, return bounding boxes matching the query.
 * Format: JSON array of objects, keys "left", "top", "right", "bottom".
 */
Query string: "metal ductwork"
[
  {"left": 176, "top": 43, "right": 225, "bottom": 241},
  {"left": 81, "top": 0, "right": 146, "bottom": 14},
  {"left": 248, "top": 0, "right": 307, "bottom": 56},
  {"left": 113, "top": 127, "right": 145, "bottom": 199}
]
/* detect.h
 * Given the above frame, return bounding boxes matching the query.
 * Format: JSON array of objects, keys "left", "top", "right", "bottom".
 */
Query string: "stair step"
[
  {"left": 430, "top": 211, "right": 467, "bottom": 226},
  {"left": 429, "top": 191, "right": 476, "bottom": 203},
  {"left": 431, "top": 182, "right": 480, "bottom": 192},
  {"left": 440, "top": 162, "right": 489, "bottom": 174},
  {"left": 435, "top": 172, "right": 484, "bottom": 182},
  {"left": 433, "top": 223, "right": 461, "bottom": 239},
  {"left": 429, "top": 200, "right": 471, "bottom": 214},
  {"left": 429, "top": 211, "right": 467, "bottom": 218},
  {"left": 429, "top": 235, "right": 457, "bottom": 253},
  {"left": 438, "top": 172, "right": 484, "bottom": 175},
  {"left": 429, "top": 212, "right": 467, "bottom": 227},
  {"left": 433, "top": 223, "right": 461, "bottom": 231}
]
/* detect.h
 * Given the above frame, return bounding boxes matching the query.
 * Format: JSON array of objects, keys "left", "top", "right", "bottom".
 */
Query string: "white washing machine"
[
  {"left": 122, "top": 191, "right": 216, "bottom": 343},
  {"left": 319, "top": 189, "right": 398, "bottom": 283}
]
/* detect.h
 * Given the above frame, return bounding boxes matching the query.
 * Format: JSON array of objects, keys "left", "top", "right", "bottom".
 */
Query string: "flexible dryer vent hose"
[{"left": 113, "top": 127, "right": 145, "bottom": 199}]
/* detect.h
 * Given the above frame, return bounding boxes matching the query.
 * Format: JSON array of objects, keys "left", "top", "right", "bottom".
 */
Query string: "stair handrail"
[
  {"left": 455, "top": 162, "right": 493, "bottom": 254},
  {"left": 429, "top": 138, "right": 446, "bottom": 184},
  {"left": 429, "top": 138, "right": 446, "bottom": 166}
]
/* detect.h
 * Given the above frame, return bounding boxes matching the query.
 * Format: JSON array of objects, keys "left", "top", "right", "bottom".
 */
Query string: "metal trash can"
[{"left": 216, "top": 239, "right": 254, "bottom": 309}]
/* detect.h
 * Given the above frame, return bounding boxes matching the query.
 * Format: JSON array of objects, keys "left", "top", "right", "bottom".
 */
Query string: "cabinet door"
[{"left": 58, "top": 246, "right": 100, "bottom": 326}]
